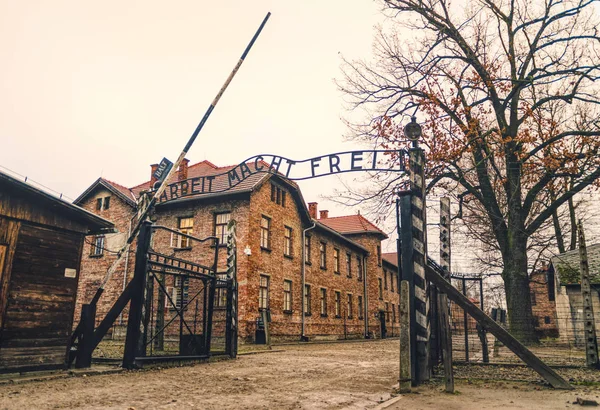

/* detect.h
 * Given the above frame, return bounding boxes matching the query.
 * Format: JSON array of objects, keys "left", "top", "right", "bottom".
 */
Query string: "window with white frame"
[
  {"left": 214, "top": 212, "right": 231, "bottom": 245},
  {"left": 347, "top": 293, "right": 353, "bottom": 319},
  {"left": 320, "top": 288, "right": 327, "bottom": 316},
  {"left": 171, "top": 217, "right": 194, "bottom": 248},
  {"left": 283, "top": 280, "right": 292, "bottom": 312},
  {"left": 319, "top": 242, "right": 327, "bottom": 269},
  {"left": 214, "top": 273, "right": 228, "bottom": 308},
  {"left": 334, "top": 291, "right": 341, "bottom": 317},
  {"left": 304, "top": 284, "right": 312, "bottom": 315},
  {"left": 171, "top": 276, "right": 189, "bottom": 311},
  {"left": 358, "top": 295, "right": 364, "bottom": 319},
  {"left": 284, "top": 226, "right": 293, "bottom": 257},
  {"left": 333, "top": 248, "right": 340, "bottom": 274},
  {"left": 259, "top": 274, "right": 270, "bottom": 310},
  {"left": 305, "top": 235, "right": 312, "bottom": 264},
  {"left": 90, "top": 235, "right": 105, "bottom": 256},
  {"left": 346, "top": 252, "right": 352, "bottom": 277},
  {"left": 260, "top": 216, "right": 271, "bottom": 249}
]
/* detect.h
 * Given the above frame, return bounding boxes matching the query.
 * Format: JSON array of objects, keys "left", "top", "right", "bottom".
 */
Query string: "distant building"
[
  {"left": 548, "top": 244, "right": 600, "bottom": 345},
  {"left": 73, "top": 159, "right": 400, "bottom": 343}
]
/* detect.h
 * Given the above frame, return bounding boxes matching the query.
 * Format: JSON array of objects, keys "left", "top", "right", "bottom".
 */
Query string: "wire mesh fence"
[{"left": 448, "top": 271, "right": 594, "bottom": 367}]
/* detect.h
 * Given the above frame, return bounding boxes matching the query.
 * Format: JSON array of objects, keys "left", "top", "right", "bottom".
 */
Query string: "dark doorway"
[{"left": 379, "top": 310, "right": 387, "bottom": 339}]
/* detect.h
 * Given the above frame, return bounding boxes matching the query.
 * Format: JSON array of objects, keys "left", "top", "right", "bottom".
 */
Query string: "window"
[
  {"left": 384, "top": 270, "right": 388, "bottom": 290},
  {"left": 214, "top": 212, "right": 231, "bottom": 245},
  {"left": 334, "top": 291, "right": 341, "bottom": 317},
  {"left": 378, "top": 278, "right": 383, "bottom": 300},
  {"left": 270, "top": 183, "right": 286, "bottom": 208},
  {"left": 305, "top": 235, "right": 312, "bottom": 264},
  {"left": 530, "top": 291, "right": 537, "bottom": 306},
  {"left": 259, "top": 275, "right": 270, "bottom": 310},
  {"left": 385, "top": 302, "right": 390, "bottom": 322},
  {"left": 347, "top": 294, "right": 353, "bottom": 319},
  {"left": 304, "top": 284, "right": 312, "bottom": 315},
  {"left": 346, "top": 252, "right": 352, "bottom": 277},
  {"left": 96, "top": 196, "right": 111, "bottom": 211},
  {"left": 90, "top": 235, "right": 105, "bottom": 256},
  {"left": 320, "top": 288, "right": 327, "bottom": 316},
  {"left": 357, "top": 256, "right": 363, "bottom": 281},
  {"left": 172, "top": 276, "right": 189, "bottom": 311},
  {"left": 377, "top": 245, "right": 381, "bottom": 266},
  {"left": 283, "top": 280, "right": 292, "bottom": 313},
  {"left": 391, "top": 272, "right": 395, "bottom": 293},
  {"left": 319, "top": 242, "right": 327, "bottom": 269},
  {"left": 333, "top": 248, "right": 340, "bottom": 274},
  {"left": 392, "top": 304, "right": 396, "bottom": 322},
  {"left": 214, "top": 273, "right": 228, "bottom": 308},
  {"left": 171, "top": 217, "right": 193, "bottom": 248},
  {"left": 544, "top": 316, "right": 551, "bottom": 324},
  {"left": 358, "top": 295, "right": 363, "bottom": 319},
  {"left": 260, "top": 216, "right": 271, "bottom": 249},
  {"left": 284, "top": 226, "right": 293, "bottom": 257}
]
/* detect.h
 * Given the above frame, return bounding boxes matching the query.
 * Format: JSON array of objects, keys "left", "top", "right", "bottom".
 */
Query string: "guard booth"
[{"left": 0, "top": 170, "right": 114, "bottom": 373}]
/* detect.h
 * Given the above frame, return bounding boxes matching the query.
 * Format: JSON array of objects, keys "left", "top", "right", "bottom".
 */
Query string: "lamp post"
[{"left": 403, "top": 116, "right": 422, "bottom": 148}]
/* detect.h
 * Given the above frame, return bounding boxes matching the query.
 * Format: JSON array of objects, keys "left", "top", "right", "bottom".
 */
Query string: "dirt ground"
[{"left": 1, "top": 339, "right": 599, "bottom": 409}]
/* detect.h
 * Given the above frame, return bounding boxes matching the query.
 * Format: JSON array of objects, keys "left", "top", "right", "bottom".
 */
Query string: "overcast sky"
[{"left": 0, "top": 0, "right": 384, "bottom": 210}]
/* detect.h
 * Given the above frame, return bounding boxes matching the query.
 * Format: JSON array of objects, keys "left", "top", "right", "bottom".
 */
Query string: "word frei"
[{"left": 155, "top": 150, "right": 406, "bottom": 203}]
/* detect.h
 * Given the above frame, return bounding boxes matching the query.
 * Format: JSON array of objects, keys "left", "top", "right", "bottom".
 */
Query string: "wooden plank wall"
[
  {"left": 0, "top": 216, "right": 20, "bottom": 334},
  {"left": 0, "top": 223, "right": 83, "bottom": 370}
]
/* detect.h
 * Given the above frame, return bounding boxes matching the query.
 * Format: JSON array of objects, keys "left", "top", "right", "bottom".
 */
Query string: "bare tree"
[{"left": 338, "top": 0, "right": 600, "bottom": 342}]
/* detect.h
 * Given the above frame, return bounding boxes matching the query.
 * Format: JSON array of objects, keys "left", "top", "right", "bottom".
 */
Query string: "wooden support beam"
[
  {"left": 123, "top": 221, "right": 152, "bottom": 369},
  {"left": 425, "top": 260, "right": 572, "bottom": 390}
]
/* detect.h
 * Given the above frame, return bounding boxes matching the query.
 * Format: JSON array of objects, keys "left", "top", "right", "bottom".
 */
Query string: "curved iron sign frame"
[{"left": 155, "top": 149, "right": 408, "bottom": 203}]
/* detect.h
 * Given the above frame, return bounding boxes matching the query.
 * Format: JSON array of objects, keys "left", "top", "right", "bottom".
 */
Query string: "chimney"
[
  {"left": 150, "top": 164, "right": 159, "bottom": 186},
  {"left": 178, "top": 158, "right": 189, "bottom": 181},
  {"left": 319, "top": 210, "right": 329, "bottom": 219},
  {"left": 308, "top": 202, "right": 318, "bottom": 219}
]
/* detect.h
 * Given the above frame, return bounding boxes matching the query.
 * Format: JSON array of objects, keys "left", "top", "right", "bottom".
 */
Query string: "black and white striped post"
[{"left": 401, "top": 116, "right": 430, "bottom": 384}]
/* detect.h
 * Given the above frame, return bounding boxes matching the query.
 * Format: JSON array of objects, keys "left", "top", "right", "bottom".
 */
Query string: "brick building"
[{"left": 73, "top": 159, "right": 400, "bottom": 343}]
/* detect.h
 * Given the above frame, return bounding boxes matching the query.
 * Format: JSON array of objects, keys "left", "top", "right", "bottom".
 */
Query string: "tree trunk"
[{"left": 502, "top": 241, "right": 538, "bottom": 344}]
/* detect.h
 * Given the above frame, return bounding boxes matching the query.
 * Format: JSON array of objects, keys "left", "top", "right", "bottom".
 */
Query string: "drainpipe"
[
  {"left": 301, "top": 222, "right": 316, "bottom": 341},
  {"left": 363, "top": 254, "right": 369, "bottom": 338}
]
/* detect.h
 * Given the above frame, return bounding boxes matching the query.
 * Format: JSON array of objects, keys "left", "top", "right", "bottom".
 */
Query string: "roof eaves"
[
  {"left": 313, "top": 220, "right": 369, "bottom": 254},
  {"left": 0, "top": 171, "right": 115, "bottom": 234}
]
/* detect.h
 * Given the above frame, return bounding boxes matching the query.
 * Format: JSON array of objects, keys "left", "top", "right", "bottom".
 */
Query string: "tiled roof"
[
  {"left": 130, "top": 160, "right": 272, "bottom": 200},
  {"left": 319, "top": 214, "right": 388, "bottom": 239},
  {"left": 102, "top": 178, "right": 136, "bottom": 203},
  {"left": 551, "top": 244, "right": 600, "bottom": 285},
  {"left": 382, "top": 252, "right": 398, "bottom": 267}
]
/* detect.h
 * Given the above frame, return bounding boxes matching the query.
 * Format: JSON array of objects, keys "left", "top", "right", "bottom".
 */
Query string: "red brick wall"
[
  {"left": 74, "top": 176, "right": 399, "bottom": 343},
  {"left": 74, "top": 187, "right": 136, "bottom": 330},
  {"left": 530, "top": 270, "right": 559, "bottom": 338}
]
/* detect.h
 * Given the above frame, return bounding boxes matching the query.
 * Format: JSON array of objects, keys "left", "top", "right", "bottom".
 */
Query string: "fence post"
[
  {"left": 123, "top": 221, "right": 152, "bottom": 369},
  {"left": 438, "top": 197, "right": 454, "bottom": 392},
  {"left": 462, "top": 276, "right": 469, "bottom": 363},
  {"left": 578, "top": 220, "right": 599, "bottom": 368},
  {"left": 399, "top": 280, "right": 412, "bottom": 393},
  {"left": 408, "top": 147, "right": 430, "bottom": 383}
]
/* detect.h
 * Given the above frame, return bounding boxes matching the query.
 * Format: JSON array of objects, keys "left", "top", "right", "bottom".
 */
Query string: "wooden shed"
[{"left": 0, "top": 171, "right": 114, "bottom": 372}]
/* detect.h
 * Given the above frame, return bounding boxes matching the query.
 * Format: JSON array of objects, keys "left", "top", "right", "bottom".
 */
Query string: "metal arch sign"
[{"left": 156, "top": 149, "right": 408, "bottom": 203}]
